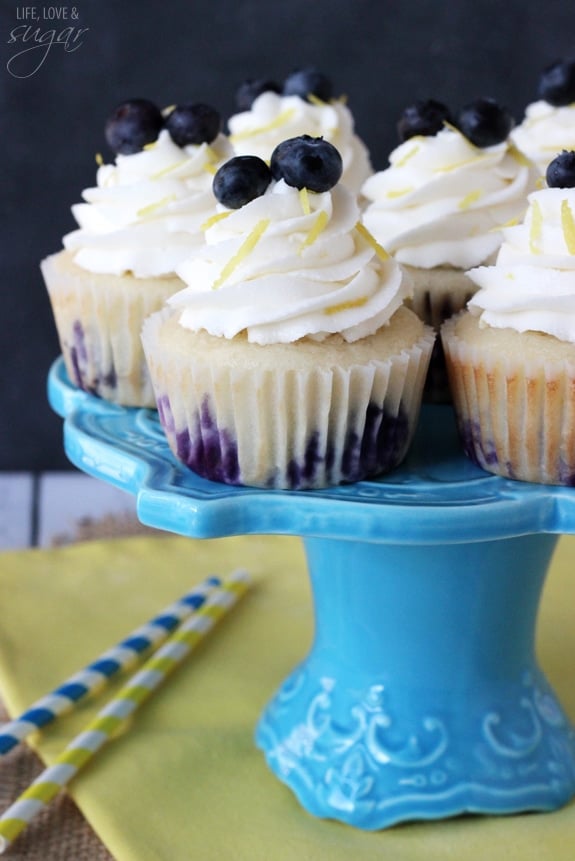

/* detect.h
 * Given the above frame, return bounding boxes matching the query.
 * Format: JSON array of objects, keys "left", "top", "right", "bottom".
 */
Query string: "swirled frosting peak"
[
  {"left": 467, "top": 185, "right": 575, "bottom": 341},
  {"left": 227, "top": 91, "right": 372, "bottom": 194},
  {"left": 63, "top": 129, "right": 232, "bottom": 278},
  {"left": 170, "top": 179, "right": 411, "bottom": 344},
  {"left": 361, "top": 126, "right": 537, "bottom": 269},
  {"left": 511, "top": 100, "right": 575, "bottom": 176}
]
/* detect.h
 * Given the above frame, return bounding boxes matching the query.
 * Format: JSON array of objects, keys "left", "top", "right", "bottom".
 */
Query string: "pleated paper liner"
[
  {"left": 142, "top": 305, "right": 435, "bottom": 489},
  {"left": 442, "top": 311, "right": 575, "bottom": 486},
  {"left": 41, "top": 250, "right": 182, "bottom": 408}
]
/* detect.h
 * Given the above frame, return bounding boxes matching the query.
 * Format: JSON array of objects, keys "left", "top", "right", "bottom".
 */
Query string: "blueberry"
[
  {"left": 104, "top": 98, "right": 164, "bottom": 155},
  {"left": 456, "top": 97, "right": 515, "bottom": 147},
  {"left": 270, "top": 135, "right": 343, "bottom": 192},
  {"left": 538, "top": 59, "right": 575, "bottom": 107},
  {"left": 235, "top": 78, "right": 282, "bottom": 111},
  {"left": 397, "top": 99, "right": 452, "bottom": 142},
  {"left": 212, "top": 156, "right": 272, "bottom": 209},
  {"left": 165, "top": 103, "right": 221, "bottom": 147},
  {"left": 546, "top": 150, "right": 575, "bottom": 188},
  {"left": 283, "top": 67, "right": 333, "bottom": 103}
]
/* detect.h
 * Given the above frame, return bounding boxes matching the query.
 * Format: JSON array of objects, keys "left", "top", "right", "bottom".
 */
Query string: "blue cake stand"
[{"left": 48, "top": 357, "right": 575, "bottom": 830}]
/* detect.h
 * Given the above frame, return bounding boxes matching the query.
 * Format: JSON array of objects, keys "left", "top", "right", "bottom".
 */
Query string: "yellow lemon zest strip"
[
  {"left": 298, "top": 210, "right": 329, "bottom": 252},
  {"left": 505, "top": 272, "right": 516, "bottom": 279},
  {"left": 229, "top": 108, "right": 296, "bottom": 142},
  {"left": 162, "top": 104, "right": 176, "bottom": 117},
  {"left": 433, "top": 155, "right": 485, "bottom": 173},
  {"left": 95, "top": 152, "right": 104, "bottom": 166},
  {"left": 203, "top": 161, "right": 218, "bottom": 175},
  {"left": 137, "top": 195, "right": 177, "bottom": 217},
  {"left": 307, "top": 93, "right": 331, "bottom": 107},
  {"left": 325, "top": 296, "right": 368, "bottom": 316},
  {"left": 529, "top": 199, "right": 543, "bottom": 254},
  {"left": 561, "top": 199, "right": 575, "bottom": 254},
  {"left": 150, "top": 159, "right": 189, "bottom": 179},
  {"left": 143, "top": 140, "right": 158, "bottom": 151},
  {"left": 458, "top": 190, "right": 482, "bottom": 210},
  {"left": 299, "top": 187, "right": 311, "bottom": 215},
  {"left": 200, "top": 210, "right": 231, "bottom": 231},
  {"left": 355, "top": 222, "right": 390, "bottom": 260},
  {"left": 386, "top": 187, "right": 414, "bottom": 198},
  {"left": 212, "top": 218, "right": 270, "bottom": 289},
  {"left": 395, "top": 144, "right": 420, "bottom": 167}
]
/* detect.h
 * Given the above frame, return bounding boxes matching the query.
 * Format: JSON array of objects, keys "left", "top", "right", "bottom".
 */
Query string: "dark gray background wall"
[{"left": 2, "top": 0, "right": 574, "bottom": 469}]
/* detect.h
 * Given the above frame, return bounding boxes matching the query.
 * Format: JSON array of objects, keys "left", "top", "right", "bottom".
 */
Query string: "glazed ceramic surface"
[{"left": 48, "top": 358, "right": 575, "bottom": 829}]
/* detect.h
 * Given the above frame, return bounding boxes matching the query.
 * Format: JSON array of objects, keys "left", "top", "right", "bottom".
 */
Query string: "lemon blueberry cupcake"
[
  {"left": 361, "top": 97, "right": 538, "bottom": 400},
  {"left": 227, "top": 67, "right": 373, "bottom": 195},
  {"left": 511, "top": 58, "right": 575, "bottom": 177},
  {"left": 142, "top": 136, "right": 434, "bottom": 490},
  {"left": 441, "top": 150, "right": 575, "bottom": 486},
  {"left": 41, "top": 98, "right": 231, "bottom": 407}
]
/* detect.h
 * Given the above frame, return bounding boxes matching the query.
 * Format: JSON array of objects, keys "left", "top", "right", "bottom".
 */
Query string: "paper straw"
[
  {"left": 0, "top": 568, "right": 250, "bottom": 853},
  {"left": 0, "top": 575, "right": 224, "bottom": 757}
]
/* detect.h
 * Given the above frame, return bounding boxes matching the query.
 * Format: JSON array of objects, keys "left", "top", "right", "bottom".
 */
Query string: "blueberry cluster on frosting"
[
  {"left": 227, "top": 69, "right": 372, "bottom": 195},
  {"left": 510, "top": 58, "right": 575, "bottom": 176},
  {"left": 396, "top": 96, "right": 515, "bottom": 148},
  {"left": 546, "top": 150, "right": 575, "bottom": 188},
  {"left": 537, "top": 58, "right": 575, "bottom": 107},
  {"left": 234, "top": 67, "right": 334, "bottom": 111},
  {"left": 105, "top": 98, "right": 222, "bottom": 155},
  {"left": 212, "top": 135, "right": 343, "bottom": 209}
]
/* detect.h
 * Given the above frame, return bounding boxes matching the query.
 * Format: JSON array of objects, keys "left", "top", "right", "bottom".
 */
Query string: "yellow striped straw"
[{"left": 0, "top": 569, "right": 251, "bottom": 853}]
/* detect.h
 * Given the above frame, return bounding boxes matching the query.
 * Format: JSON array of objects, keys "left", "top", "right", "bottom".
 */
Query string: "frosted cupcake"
[
  {"left": 142, "top": 136, "right": 434, "bottom": 490},
  {"left": 227, "top": 67, "right": 372, "bottom": 195},
  {"left": 511, "top": 58, "right": 575, "bottom": 176},
  {"left": 41, "top": 98, "right": 231, "bottom": 407},
  {"left": 361, "top": 98, "right": 538, "bottom": 400},
  {"left": 441, "top": 150, "right": 575, "bottom": 486}
]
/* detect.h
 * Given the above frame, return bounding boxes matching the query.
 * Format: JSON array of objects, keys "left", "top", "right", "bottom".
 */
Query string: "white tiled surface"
[{"left": 0, "top": 471, "right": 139, "bottom": 550}]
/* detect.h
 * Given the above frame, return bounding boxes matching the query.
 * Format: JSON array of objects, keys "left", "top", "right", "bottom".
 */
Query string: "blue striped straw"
[
  {"left": 0, "top": 569, "right": 251, "bottom": 853},
  {"left": 0, "top": 575, "right": 223, "bottom": 756}
]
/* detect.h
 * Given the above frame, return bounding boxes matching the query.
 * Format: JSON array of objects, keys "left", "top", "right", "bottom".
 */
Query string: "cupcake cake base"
[
  {"left": 142, "top": 306, "right": 434, "bottom": 490},
  {"left": 442, "top": 312, "right": 575, "bottom": 486},
  {"left": 41, "top": 250, "right": 182, "bottom": 408}
]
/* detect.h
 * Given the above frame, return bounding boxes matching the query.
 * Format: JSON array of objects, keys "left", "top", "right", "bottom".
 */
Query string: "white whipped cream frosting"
[
  {"left": 361, "top": 126, "right": 537, "bottom": 269},
  {"left": 64, "top": 130, "right": 232, "bottom": 278},
  {"left": 227, "top": 91, "right": 372, "bottom": 194},
  {"left": 511, "top": 100, "right": 575, "bottom": 175},
  {"left": 170, "top": 179, "right": 411, "bottom": 345},
  {"left": 467, "top": 186, "right": 575, "bottom": 341}
]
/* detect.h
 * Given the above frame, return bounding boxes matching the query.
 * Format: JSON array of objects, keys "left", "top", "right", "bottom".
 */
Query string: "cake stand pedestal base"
[{"left": 256, "top": 533, "right": 575, "bottom": 829}]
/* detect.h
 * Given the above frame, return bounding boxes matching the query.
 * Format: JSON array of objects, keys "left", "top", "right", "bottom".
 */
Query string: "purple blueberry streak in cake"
[
  {"left": 157, "top": 390, "right": 410, "bottom": 489},
  {"left": 68, "top": 320, "right": 117, "bottom": 396}
]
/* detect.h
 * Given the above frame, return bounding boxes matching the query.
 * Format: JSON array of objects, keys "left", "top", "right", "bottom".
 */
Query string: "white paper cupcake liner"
[
  {"left": 41, "top": 250, "right": 181, "bottom": 407},
  {"left": 442, "top": 312, "right": 575, "bottom": 486},
  {"left": 142, "top": 307, "right": 435, "bottom": 489},
  {"left": 404, "top": 265, "right": 479, "bottom": 404}
]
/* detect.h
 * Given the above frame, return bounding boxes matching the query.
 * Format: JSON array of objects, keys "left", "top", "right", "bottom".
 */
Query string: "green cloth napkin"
[{"left": 0, "top": 533, "right": 574, "bottom": 861}]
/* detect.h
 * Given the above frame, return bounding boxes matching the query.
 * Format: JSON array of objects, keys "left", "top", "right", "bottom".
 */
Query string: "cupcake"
[
  {"left": 227, "top": 67, "right": 373, "bottom": 195},
  {"left": 361, "top": 97, "right": 538, "bottom": 401},
  {"left": 511, "top": 58, "right": 575, "bottom": 176},
  {"left": 441, "top": 150, "right": 575, "bottom": 486},
  {"left": 142, "top": 136, "right": 434, "bottom": 490},
  {"left": 41, "top": 98, "right": 231, "bottom": 407}
]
